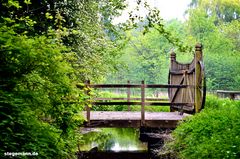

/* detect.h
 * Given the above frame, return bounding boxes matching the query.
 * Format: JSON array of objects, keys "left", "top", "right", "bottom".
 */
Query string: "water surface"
[{"left": 79, "top": 128, "right": 147, "bottom": 152}]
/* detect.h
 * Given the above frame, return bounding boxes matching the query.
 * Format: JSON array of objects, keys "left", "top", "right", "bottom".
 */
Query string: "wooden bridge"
[
  {"left": 217, "top": 90, "right": 240, "bottom": 100},
  {"left": 78, "top": 44, "right": 206, "bottom": 129}
]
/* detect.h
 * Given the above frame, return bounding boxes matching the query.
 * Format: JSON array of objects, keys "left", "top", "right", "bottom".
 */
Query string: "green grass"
[{"left": 160, "top": 94, "right": 240, "bottom": 159}]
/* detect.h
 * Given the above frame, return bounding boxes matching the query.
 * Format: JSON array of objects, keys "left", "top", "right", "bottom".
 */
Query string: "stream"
[
  {"left": 79, "top": 128, "right": 147, "bottom": 152},
  {"left": 78, "top": 128, "right": 154, "bottom": 159},
  {"left": 78, "top": 128, "right": 168, "bottom": 159}
]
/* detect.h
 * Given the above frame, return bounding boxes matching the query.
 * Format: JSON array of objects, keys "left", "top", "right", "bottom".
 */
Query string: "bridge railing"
[
  {"left": 81, "top": 80, "right": 194, "bottom": 125},
  {"left": 76, "top": 44, "right": 205, "bottom": 126},
  {"left": 216, "top": 90, "right": 240, "bottom": 100}
]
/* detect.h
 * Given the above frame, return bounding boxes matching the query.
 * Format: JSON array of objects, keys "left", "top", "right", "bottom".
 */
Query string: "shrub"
[
  {"left": 0, "top": 24, "right": 84, "bottom": 158},
  {"left": 164, "top": 95, "right": 240, "bottom": 159}
]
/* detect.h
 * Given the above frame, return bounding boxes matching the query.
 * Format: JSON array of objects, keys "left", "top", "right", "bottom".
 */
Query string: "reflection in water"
[
  {"left": 79, "top": 128, "right": 147, "bottom": 152},
  {"left": 111, "top": 142, "right": 139, "bottom": 152}
]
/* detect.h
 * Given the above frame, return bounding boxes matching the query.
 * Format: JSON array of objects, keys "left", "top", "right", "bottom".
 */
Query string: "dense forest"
[{"left": 0, "top": 0, "right": 240, "bottom": 158}]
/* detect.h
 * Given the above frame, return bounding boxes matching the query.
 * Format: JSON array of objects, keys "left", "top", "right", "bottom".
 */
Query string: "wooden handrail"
[
  {"left": 216, "top": 90, "right": 240, "bottom": 94},
  {"left": 82, "top": 80, "right": 194, "bottom": 126},
  {"left": 94, "top": 97, "right": 169, "bottom": 101},
  {"left": 93, "top": 102, "right": 194, "bottom": 106},
  {"left": 87, "top": 84, "right": 189, "bottom": 88},
  {"left": 216, "top": 90, "right": 240, "bottom": 100}
]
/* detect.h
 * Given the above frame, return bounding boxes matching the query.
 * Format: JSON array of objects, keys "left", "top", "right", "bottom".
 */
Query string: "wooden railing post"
[
  {"left": 169, "top": 50, "right": 176, "bottom": 112},
  {"left": 194, "top": 44, "right": 202, "bottom": 113},
  {"left": 170, "top": 50, "right": 176, "bottom": 70},
  {"left": 141, "top": 80, "right": 145, "bottom": 126},
  {"left": 127, "top": 80, "right": 131, "bottom": 111},
  {"left": 85, "top": 80, "right": 91, "bottom": 125}
]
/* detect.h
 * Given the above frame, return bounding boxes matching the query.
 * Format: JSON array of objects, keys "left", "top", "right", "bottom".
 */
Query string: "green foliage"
[
  {"left": 0, "top": 0, "right": 127, "bottom": 82},
  {"left": 188, "top": 0, "right": 240, "bottom": 23},
  {"left": 186, "top": 0, "right": 240, "bottom": 90},
  {"left": 106, "top": 0, "right": 240, "bottom": 91},
  {"left": 164, "top": 95, "right": 240, "bottom": 159},
  {"left": 0, "top": 92, "right": 67, "bottom": 158},
  {"left": 0, "top": 0, "right": 129, "bottom": 158},
  {"left": 106, "top": 19, "right": 193, "bottom": 84},
  {"left": 0, "top": 17, "right": 84, "bottom": 158},
  {"left": 79, "top": 129, "right": 112, "bottom": 151},
  {"left": 1, "top": 0, "right": 240, "bottom": 157},
  {"left": 122, "top": 0, "right": 192, "bottom": 53}
]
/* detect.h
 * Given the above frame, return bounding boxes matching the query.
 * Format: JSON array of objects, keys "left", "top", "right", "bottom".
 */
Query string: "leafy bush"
[
  {"left": 164, "top": 95, "right": 240, "bottom": 159},
  {"left": 0, "top": 21, "right": 84, "bottom": 158},
  {"left": 0, "top": 1, "right": 126, "bottom": 158}
]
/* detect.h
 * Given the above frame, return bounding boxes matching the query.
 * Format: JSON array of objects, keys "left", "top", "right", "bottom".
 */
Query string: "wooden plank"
[
  {"left": 89, "top": 84, "right": 190, "bottom": 88},
  {"left": 83, "top": 120, "right": 179, "bottom": 128},
  {"left": 94, "top": 98, "right": 169, "bottom": 101},
  {"left": 170, "top": 75, "right": 185, "bottom": 103},
  {"left": 145, "top": 84, "right": 188, "bottom": 88},
  {"left": 146, "top": 102, "right": 194, "bottom": 106},
  {"left": 82, "top": 111, "right": 190, "bottom": 128},
  {"left": 216, "top": 90, "right": 240, "bottom": 100},
  {"left": 83, "top": 111, "right": 189, "bottom": 120},
  {"left": 169, "top": 67, "right": 195, "bottom": 75},
  {"left": 216, "top": 90, "right": 240, "bottom": 94},
  {"left": 93, "top": 102, "right": 142, "bottom": 105},
  {"left": 92, "top": 102, "right": 193, "bottom": 106},
  {"left": 90, "top": 84, "right": 141, "bottom": 88},
  {"left": 171, "top": 105, "right": 194, "bottom": 112}
]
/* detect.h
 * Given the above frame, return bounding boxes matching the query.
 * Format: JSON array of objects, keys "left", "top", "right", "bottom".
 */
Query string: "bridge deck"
[{"left": 82, "top": 111, "right": 189, "bottom": 128}]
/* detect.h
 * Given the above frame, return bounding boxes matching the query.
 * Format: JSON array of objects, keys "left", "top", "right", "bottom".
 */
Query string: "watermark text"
[{"left": 4, "top": 152, "right": 38, "bottom": 157}]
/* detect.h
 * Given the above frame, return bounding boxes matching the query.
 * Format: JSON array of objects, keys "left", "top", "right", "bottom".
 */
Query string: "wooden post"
[
  {"left": 127, "top": 80, "right": 131, "bottom": 111},
  {"left": 170, "top": 50, "right": 176, "bottom": 111},
  {"left": 170, "top": 50, "right": 176, "bottom": 71},
  {"left": 141, "top": 80, "right": 145, "bottom": 126},
  {"left": 194, "top": 44, "right": 202, "bottom": 113},
  {"left": 85, "top": 80, "right": 91, "bottom": 125},
  {"left": 180, "top": 70, "right": 187, "bottom": 115}
]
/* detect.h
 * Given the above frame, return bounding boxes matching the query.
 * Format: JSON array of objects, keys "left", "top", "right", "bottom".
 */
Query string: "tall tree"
[
  {"left": 0, "top": 0, "right": 127, "bottom": 158},
  {"left": 186, "top": 0, "right": 240, "bottom": 90}
]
